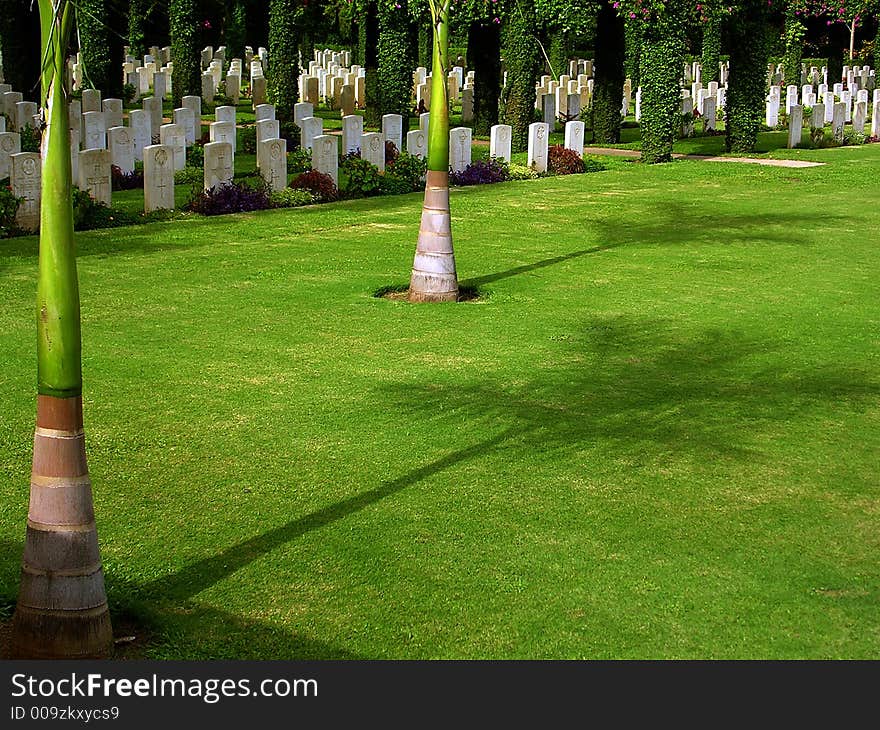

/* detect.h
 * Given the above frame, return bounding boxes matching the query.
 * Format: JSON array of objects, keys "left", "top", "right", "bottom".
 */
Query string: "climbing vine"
[
  {"left": 170, "top": 0, "right": 202, "bottom": 108},
  {"left": 269, "top": 0, "right": 302, "bottom": 123},
  {"left": 726, "top": 0, "right": 769, "bottom": 152}
]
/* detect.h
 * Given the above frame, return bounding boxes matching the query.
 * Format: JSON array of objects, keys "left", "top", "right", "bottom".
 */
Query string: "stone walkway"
[{"left": 585, "top": 147, "right": 824, "bottom": 168}]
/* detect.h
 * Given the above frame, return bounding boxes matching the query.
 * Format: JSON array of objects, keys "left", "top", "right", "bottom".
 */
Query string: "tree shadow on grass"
[
  {"left": 126, "top": 316, "right": 877, "bottom": 632},
  {"left": 379, "top": 314, "right": 880, "bottom": 466},
  {"left": 459, "top": 202, "right": 843, "bottom": 292}
]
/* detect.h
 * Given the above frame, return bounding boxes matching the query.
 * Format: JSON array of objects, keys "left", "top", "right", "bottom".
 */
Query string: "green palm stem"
[
  {"left": 409, "top": 0, "right": 459, "bottom": 303},
  {"left": 11, "top": 0, "right": 113, "bottom": 659}
]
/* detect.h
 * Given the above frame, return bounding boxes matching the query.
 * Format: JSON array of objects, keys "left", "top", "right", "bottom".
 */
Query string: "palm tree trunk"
[
  {"left": 10, "top": 0, "right": 112, "bottom": 660},
  {"left": 409, "top": 0, "right": 458, "bottom": 304}
]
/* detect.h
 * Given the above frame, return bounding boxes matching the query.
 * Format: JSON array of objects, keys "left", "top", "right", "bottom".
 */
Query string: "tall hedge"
[
  {"left": 225, "top": 0, "right": 247, "bottom": 62},
  {"left": 128, "top": 0, "right": 148, "bottom": 60},
  {"left": 500, "top": 0, "right": 540, "bottom": 152},
  {"left": 469, "top": 20, "right": 502, "bottom": 136},
  {"left": 701, "top": 15, "right": 721, "bottom": 84},
  {"left": 268, "top": 0, "right": 301, "bottom": 123},
  {"left": 170, "top": 0, "right": 201, "bottom": 107},
  {"left": 362, "top": 1, "right": 381, "bottom": 127},
  {"left": 726, "top": 0, "right": 769, "bottom": 153},
  {"left": 592, "top": 1, "right": 625, "bottom": 144},
  {"left": 782, "top": 5, "right": 804, "bottom": 86},
  {"left": 378, "top": 0, "right": 412, "bottom": 121},
  {"left": 639, "top": 7, "right": 687, "bottom": 163},
  {"left": 624, "top": 17, "right": 641, "bottom": 88},
  {"left": 78, "top": 0, "right": 124, "bottom": 97}
]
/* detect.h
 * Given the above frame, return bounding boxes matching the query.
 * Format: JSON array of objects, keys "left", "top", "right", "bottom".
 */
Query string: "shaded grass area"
[{"left": 1, "top": 147, "right": 879, "bottom": 659}]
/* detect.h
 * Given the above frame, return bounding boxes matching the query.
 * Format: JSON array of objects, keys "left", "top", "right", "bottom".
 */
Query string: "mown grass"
[{"left": 1, "top": 144, "right": 878, "bottom": 659}]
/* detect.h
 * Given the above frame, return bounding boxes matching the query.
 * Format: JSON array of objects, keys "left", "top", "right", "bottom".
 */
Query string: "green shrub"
[
  {"left": 385, "top": 151, "right": 427, "bottom": 192},
  {"left": 287, "top": 147, "right": 312, "bottom": 175},
  {"left": 175, "top": 165, "right": 202, "bottom": 185},
  {"left": 0, "top": 183, "right": 22, "bottom": 238},
  {"left": 19, "top": 124, "right": 42, "bottom": 153},
  {"left": 378, "top": 173, "right": 414, "bottom": 196},
  {"left": 270, "top": 188, "right": 316, "bottom": 208},
  {"left": 340, "top": 154, "right": 382, "bottom": 198},
  {"left": 240, "top": 126, "right": 258, "bottom": 154},
  {"left": 72, "top": 187, "right": 139, "bottom": 230},
  {"left": 187, "top": 143, "right": 205, "bottom": 167},
  {"left": 508, "top": 162, "right": 540, "bottom": 180}
]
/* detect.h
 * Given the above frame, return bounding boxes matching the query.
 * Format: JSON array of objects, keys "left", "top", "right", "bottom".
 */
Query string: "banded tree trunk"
[
  {"left": 10, "top": 0, "right": 112, "bottom": 660},
  {"left": 409, "top": 0, "right": 458, "bottom": 304}
]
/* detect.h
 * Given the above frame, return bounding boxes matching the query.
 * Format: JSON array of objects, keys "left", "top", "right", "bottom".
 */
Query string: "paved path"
[{"left": 585, "top": 147, "right": 824, "bottom": 167}]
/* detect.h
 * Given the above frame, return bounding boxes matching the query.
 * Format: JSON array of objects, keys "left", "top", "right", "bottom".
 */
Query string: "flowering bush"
[
  {"left": 548, "top": 145, "right": 586, "bottom": 175},
  {"left": 0, "top": 184, "right": 21, "bottom": 238},
  {"left": 186, "top": 181, "right": 273, "bottom": 215},
  {"left": 340, "top": 153, "right": 383, "bottom": 198},
  {"left": 385, "top": 151, "right": 427, "bottom": 191},
  {"left": 111, "top": 165, "right": 144, "bottom": 191},
  {"left": 450, "top": 157, "right": 510, "bottom": 186},
  {"left": 290, "top": 170, "right": 339, "bottom": 202},
  {"left": 270, "top": 188, "right": 316, "bottom": 208}
]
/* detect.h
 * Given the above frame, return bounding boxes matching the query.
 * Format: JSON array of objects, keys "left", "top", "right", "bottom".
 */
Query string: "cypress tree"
[
  {"left": 639, "top": 5, "right": 687, "bottom": 163},
  {"left": 701, "top": 14, "right": 722, "bottom": 84},
  {"left": 170, "top": 0, "right": 201, "bottom": 108},
  {"left": 268, "top": 0, "right": 301, "bottom": 123},
  {"left": 500, "top": 0, "right": 540, "bottom": 152},
  {"left": 78, "top": 0, "right": 124, "bottom": 97},
  {"left": 726, "top": 0, "right": 769, "bottom": 152},
  {"left": 378, "top": 0, "right": 413, "bottom": 122},
  {"left": 592, "top": 1, "right": 625, "bottom": 144},
  {"left": 469, "top": 20, "right": 502, "bottom": 136}
]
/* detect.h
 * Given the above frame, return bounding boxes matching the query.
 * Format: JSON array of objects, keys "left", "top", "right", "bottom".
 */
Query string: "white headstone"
[
  {"left": 311, "top": 134, "right": 339, "bottom": 186},
  {"left": 257, "top": 137, "right": 287, "bottom": 192},
  {"left": 300, "top": 116, "right": 323, "bottom": 151},
  {"left": 102, "top": 98, "right": 123, "bottom": 130},
  {"left": 252, "top": 76, "right": 268, "bottom": 107},
  {"left": 853, "top": 100, "right": 867, "bottom": 134},
  {"left": 832, "top": 102, "right": 845, "bottom": 141},
  {"left": 342, "top": 115, "right": 364, "bottom": 155},
  {"left": 294, "top": 102, "right": 313, "bottom": 126},
  {"left": 401, "top": 130, "right": 422, "bottom": 161},
  {"left": 14, "top": 101, "right": 38, "bottom": 132},
  {"left": 78, "top": 148, "right": 112, "bottom": 205},
  {"left": 11, "top": 152, "right": 40, "bottom": 231},
  {"left": 528, "top": 122, "right": 549, "bottom": 173},
  {"left": 81, "top": 88, "right": 101, "bottom": 113},
  {"left": 129, "top": 109, "right": 151, "bottom": 161},
  {"left": 489, "top": 124, "right": 512, "bottom": 163},
  {"left": 173, "top": 107, "right": 196, "bottom": 146},
  {"left": 82, "top": 110, "right": 106, "bottom": 150},
  {"left": 255, "top": 104, "right": 276, "bottom": 123},
  {"left": 807, "top": 106, "right": 823, "bottom": 138},
  {"left": 564, "top": 121, "right": 585, "bottom": 156},
  {"left": 215, "top": 105, "right": 236, "bottom": 125},
  {"left": 144, "top": 96, "right": 163, "bottom": 136},
  {"left": 787, "top": 104, "right": 803, "bottom": 148},
  {"left": 256, "top": 119, "right": 280, "bottom": 144},
  {"left": 108, "top": 125, "right": 134, "bottom": 173},
  {"left": 448, "top": 127, "right": 472, "bottom": 173},
  {"left": 209, "top": 120, "right": 236, "bottom": 154},
  {"left": 143, "top": 145, "right": 175, "bottom": 212},
  {"left": 159, "top": 123, "right": 186, "bottom": 170},
  {"left": 203, "top": 141, "right": 234, "bottom": 192},
  {"left": 0, "top": 131, "right": 22, "bottom": 180},
  {"left": 201, "top": 73, "right": 215, "bottom": 103},
  {"left": 382, "top": 114, "right": 403, "bottom": 154},
  {"left": 361, "top": 132, "right": 384, "bottom": 171}
]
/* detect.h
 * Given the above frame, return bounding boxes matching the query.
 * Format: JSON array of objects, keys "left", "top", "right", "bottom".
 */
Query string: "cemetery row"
[{"left": 1, "top": 85, "right": 584, "bottom": 232}]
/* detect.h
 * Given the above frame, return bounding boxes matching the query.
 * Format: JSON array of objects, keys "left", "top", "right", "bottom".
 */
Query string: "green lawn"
[{"left": 1, "top": 145, "right": 878, "bottom": 659}]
